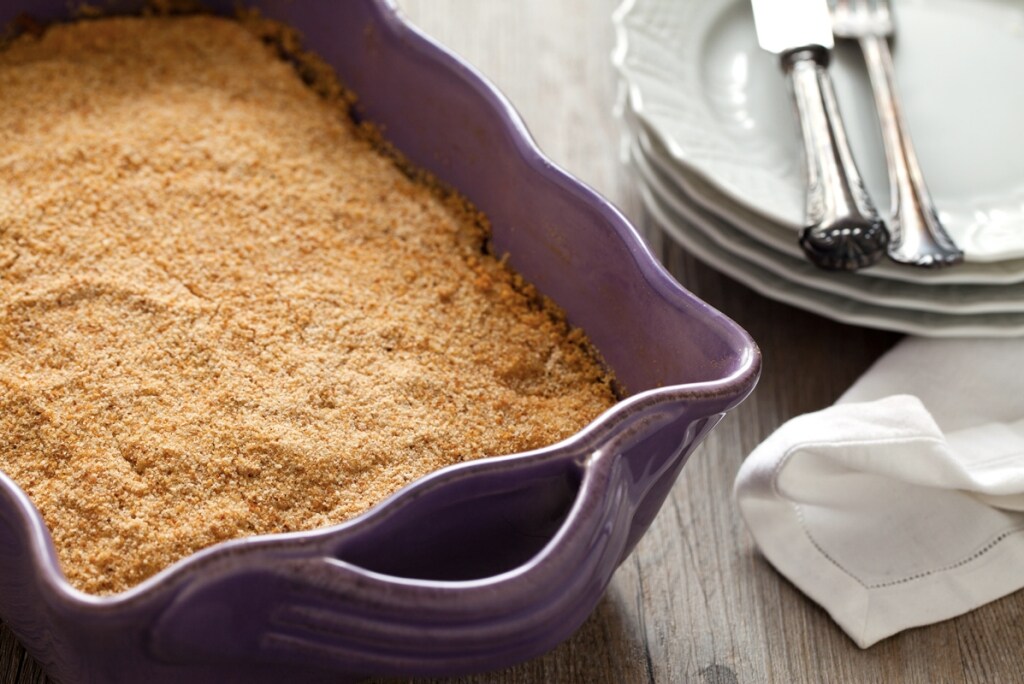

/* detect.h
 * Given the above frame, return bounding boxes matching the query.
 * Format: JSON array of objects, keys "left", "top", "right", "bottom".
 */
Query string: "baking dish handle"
[{"left": 149, "top": 402, "right": 703, "bottom": 677}]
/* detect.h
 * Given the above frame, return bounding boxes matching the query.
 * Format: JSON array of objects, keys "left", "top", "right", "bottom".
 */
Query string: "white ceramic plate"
[
  {"left": 630, "top": 140, "right": 1024, "bottom": 317},
  {"left": 633, "top": 169, "right": 1024, "bottom": 337},
  {"left": 613, "top": 0, "right": 1024, "bottom": 263}
]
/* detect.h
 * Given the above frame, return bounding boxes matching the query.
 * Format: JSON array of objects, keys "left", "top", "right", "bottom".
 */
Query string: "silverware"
[
  {"left": 831, "top": 0, "right": 963, "bottom": 268},
  {"left": 751, "top": 0, "right": 889, "bottom": 271}
]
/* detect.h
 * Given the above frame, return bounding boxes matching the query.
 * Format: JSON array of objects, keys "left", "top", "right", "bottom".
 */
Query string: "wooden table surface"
[{"left": 3, "top": 1, "right": 1022, "bottom": 682}]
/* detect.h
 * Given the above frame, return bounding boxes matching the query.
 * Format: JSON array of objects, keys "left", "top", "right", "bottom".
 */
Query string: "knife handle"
[{"left": 784, "top": 46, "right": 888, "bottom": 271}]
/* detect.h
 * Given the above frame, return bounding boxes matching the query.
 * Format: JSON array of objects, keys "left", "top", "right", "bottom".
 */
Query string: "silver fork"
[{"left": 831, "top": 0, "right": 964, "bottom": 268}]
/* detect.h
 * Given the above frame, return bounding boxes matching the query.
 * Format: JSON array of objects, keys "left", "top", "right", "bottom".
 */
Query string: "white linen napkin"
[{"left": 735, "top": 337, "right": 1024, "bottom": 648}]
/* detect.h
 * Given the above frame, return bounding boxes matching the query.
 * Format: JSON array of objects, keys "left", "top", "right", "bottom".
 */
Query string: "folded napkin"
[{"left": 735, "top": 337, "right": 1024, "bottom": 648}]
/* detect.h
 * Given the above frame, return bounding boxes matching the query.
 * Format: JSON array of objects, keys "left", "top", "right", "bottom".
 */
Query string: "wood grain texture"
[{"left": 3, "top": 1, "right": 1023, "bottom": 682}]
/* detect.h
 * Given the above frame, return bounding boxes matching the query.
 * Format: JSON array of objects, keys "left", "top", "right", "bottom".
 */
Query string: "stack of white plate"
[{"left": 613, "top": 0, "right": 1024, "bottom": 336}]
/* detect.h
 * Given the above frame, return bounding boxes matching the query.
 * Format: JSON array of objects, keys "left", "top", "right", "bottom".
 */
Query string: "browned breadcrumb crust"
[{"left": 0, "top": 15, "right": 617, "bottom": 595}]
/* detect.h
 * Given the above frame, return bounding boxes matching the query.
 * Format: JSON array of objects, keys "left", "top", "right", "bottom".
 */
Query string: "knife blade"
[{"left": 750, "top": 0, "right": 889, "bottom": 271}]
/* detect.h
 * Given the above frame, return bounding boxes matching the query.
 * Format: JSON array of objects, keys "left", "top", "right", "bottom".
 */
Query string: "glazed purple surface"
[{"left": 0, "top": 1, "right": 760, "bottom": 682}]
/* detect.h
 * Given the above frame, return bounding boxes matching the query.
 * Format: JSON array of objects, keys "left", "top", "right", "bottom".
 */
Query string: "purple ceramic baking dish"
[{"left": 0, "top": 1, "right": 759, "bottom": 682}]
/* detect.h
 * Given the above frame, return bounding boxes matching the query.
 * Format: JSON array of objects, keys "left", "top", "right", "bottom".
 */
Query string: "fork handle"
[
  {"left": 783, "top": 46, "right": 888, "bottom": 271},
  {"left": 858, "top": 35, "right": 963, "bottom": 267}
]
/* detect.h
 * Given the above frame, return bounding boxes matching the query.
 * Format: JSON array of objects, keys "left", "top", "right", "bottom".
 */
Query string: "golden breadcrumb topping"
[{"left": 0, "top": 15, "right": 616, "bottom": 594}]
